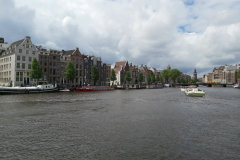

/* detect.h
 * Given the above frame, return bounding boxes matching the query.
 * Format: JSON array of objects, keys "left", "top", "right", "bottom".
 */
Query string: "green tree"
[
  {"left": 29, "top": 58, "right": 43, "bottom": 85},
  {"left": 91, "top": 65, "right": 99, "bottom": 86},
  {"left": 109, "top": 69, "right": 117, "bottom": 86},
  {"left": 177, "top": 78, "right": 181, "bottom": 83},
  {"left": 137, "top": 72, "right": 143, "bottom": 84},
  {"left": 156, "top": 75, "right": 160, "bottom": 82},
  {"left": 124, "top": 71, "right": 132, "bottom": 84},
  {"left": 161, "top": 69, "right": 170, "bottom": 83},
  {"left": 65, "top": 61, "right": 76, "bottom": 85},
  {"left": 170, "top": 69, "right": 181, "bottom": 84},
  {"left": 159, "top": 76, "right": 163, "bottom": 83},
  {"left": 151, "top": 74, "right": 156, "bottom": 83},
  {"left": 147, "top": 74, "right": 151, "bottom": 84},
  {"left": 237, "top": 69, "right": 240, "bottom": 79}
]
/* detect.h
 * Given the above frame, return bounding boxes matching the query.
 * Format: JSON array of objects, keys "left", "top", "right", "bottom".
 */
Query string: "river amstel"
[{"left": 0, "top": 87, "right": 239, "bottom": 159}]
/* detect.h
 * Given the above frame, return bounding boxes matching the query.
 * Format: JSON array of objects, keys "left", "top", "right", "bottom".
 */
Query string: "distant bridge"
[{"left": 175, "top": 83, "right": 234, "bottom": 87}]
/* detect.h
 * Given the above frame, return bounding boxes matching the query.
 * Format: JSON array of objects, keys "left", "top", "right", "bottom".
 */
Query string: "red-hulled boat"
[{"left": 76, "top": 86, "right": 114, "bottom": 92}]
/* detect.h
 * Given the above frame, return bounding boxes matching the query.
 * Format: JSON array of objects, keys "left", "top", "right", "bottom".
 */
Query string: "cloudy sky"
[{"left": 1, "top": 0, "right": 240, "bottom": 77}]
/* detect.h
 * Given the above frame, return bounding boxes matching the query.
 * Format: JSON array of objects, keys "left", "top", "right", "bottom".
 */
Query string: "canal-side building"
[
  {"left": 138, "top": 64, "right": 149, "bottom": 83},
  {"left": 112, "top": 61, "right": 129, "bottom": 85},
  {"left": 61, "top": 48, "right": 84, "bottom": 87},
  {"left": 212, "top": 66, "right": 224, "bottom": 83},
  {"left": 129, "top": 63, "right": 139, "bottom": 84},
  {"left": 82, "top": 55, "right": 104, "bottom": 86},
  {"left": 0, "top": 36, "right": 39, "bottom": 87},
  {"left": 106, "top": 64, "right": 111, "bottom": 86},
  {"left": 37, "top": 46, "right": 62, "bottom": 85}
]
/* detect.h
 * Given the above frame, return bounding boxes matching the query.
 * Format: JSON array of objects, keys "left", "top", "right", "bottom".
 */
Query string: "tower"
[
  {"left": 167, "top": 64, "right": 171, "bottom": 70},
  {"left": 193, "top": 68, "right": 197, "bottom": 80}
]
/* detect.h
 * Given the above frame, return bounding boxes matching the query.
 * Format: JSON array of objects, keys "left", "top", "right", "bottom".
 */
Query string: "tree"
[
  {"left": 151, "top": 74, "right": 156, "bottom": 83},
  {"left": 159, "top": 76, "right": 163, "bottom": 83},
  {"left": 109, "top": 69, "right": 117, "bottom": 86},
  {"left": 177, "top": 78, "right": 181, "bottom": 83},
  {"left": 29, "top": 58, "right": 43, "bottom": 85},
  {"left": 156, "top": 75, "right": 160, "bottom": 82},
  {"left": 137, "top": 72, "right": 143, "bottom": 84},
  {"left": 161, "top": 69, "right": 170, "bottom": 83},
  {"left": 170, "top": 69, "right": 181, "bottom": 84},
  {"left": 65, "top": 61, "right": 76, "bottom": 86},
  {"left": 124, "top": 71, "right": 132, "bottom": 84},
  {"left": 91, "top": 65, "right": 99, "bottom": 86},
  {"left": 147, "top": 74, "right": 151, "bottom": 84},
  {"left": 237, "top": 69, "right": 240, "bottom": 79}
]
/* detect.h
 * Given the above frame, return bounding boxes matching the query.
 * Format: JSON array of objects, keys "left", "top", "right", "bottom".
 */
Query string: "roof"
[
  {"left": 63, "top": 49, "right": 75, "bottom": 56},
  {"left": 114, "top": 61, "right": 128, "bottom": 73},
  {"left": 9, "top": 39, "right": 24, "bottom": 47}
]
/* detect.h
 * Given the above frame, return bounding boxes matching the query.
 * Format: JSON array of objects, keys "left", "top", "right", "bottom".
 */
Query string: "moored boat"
[
  {"left": 0, "top": 84, "right": 58, "bottom": 95},
  {"left": 185, "top": 88, "right": 205, "bottom": 97},
  {"left": 233, "top": 84, "right": 239, "bottom": 89},
  {"left": 59, "top": 89, "right": 70, "bottom": 92},
  {"left": 76, "top": 86, "right": 114, "bottom": 92}
]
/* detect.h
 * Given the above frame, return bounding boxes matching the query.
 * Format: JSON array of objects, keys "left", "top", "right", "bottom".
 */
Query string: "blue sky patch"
[{"left": 184, "top": 0, "right": 195, "bottom": 6}]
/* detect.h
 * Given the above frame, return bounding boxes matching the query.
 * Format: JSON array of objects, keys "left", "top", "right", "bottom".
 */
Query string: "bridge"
[{"left": 175, "top": 83, "right": 234, "bottom": 87}]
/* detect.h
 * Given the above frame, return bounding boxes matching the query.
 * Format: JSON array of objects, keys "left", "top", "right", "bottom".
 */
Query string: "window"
[
  {"left": 50, "top": 56, "right": 52, "bottom": 60},
  {"left": 57, "top": 69, "right": 59, "bottom": 75},
  {"left": 26, "top": 50, "right": 29, "bottom": 54},
  {"left": 40, "top": 61, "right": 42, "bottom": 65},
  {"left": 57, "top": 62, "right": 59, "bottom": 66},
  {"left": 50, "top": 68, "right": 52, "bottom": 75},
  {"left": 50, "top": 61, "right": 52, "bottom": 66},
  {"left": 32, "top": 51, "right": 35, "bottom": 55},
  {"left": 19, "top": 49, "right": 22, "bottom": 53},
  {"left": 22, "top": 63, "right": 25, "bottom": 69},
  {"left": 17, "top": 56, "right": 20, "bottom": 61},
  {"left": 20, "top": 72, "right": 23, "bottom": 81},
  {"left": 44, "top": 62, "right": 47, "bottom": 66},
  {"left": 44, "top": 68, "right": 47, "bottom": 72},
  {"left": 26, "top": 44, "right": 29, "bottom": 48},
  {"left": 29, "top": 57, "right": 32, "bottom": 62},
  {"left": 53, "top": 69, "right": 56, "bottom": 75},
  {"left": 80, "top": 59, "right": 82, "bottom": 62},
  {"left": 72, "top": 58, "right": 75, "bottom": 62},
  {"left": 53, "top": 62, "right": 56, "bottom": 66},
  {"left": 17, "top": 63, "right": 20, "bottom": 68},
  {"left": 40, "top": 56, "right": 43, "bottom": 59},
  {"left": 45, "top": 56, "right": 47, "bottom": 60},
  {"left": 76, "top": 59, "right": 79, "bottom": 63},
  {"left": 22, "top": 56, "right": 25, "bottom": 61},
  {"left": 28, "top": 64, "right": 31, "bottom": 69},
  {"left": 16, "top": 72, "right": 19, "bottom": 81}
]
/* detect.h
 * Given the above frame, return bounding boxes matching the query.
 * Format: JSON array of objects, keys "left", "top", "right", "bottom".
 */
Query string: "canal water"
[{"left": 0, "top": 87, "right": 239, "bottom": 160}]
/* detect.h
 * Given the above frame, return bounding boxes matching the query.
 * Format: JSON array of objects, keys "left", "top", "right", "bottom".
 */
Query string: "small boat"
[
  {"left": 59, "top": 89, "right": 70, "bottom": 92},
  {"left": 76, "top": 86, "right": 114, "bottom": 92},
  {"left": 185, "top": 88, "right": 205, "bottom": 97},
  {"left": 233, "top": 84, "right": 239, "bottom": 89},
  {"left": 0, "top": 84, "right": 58, "bottom": 95}
]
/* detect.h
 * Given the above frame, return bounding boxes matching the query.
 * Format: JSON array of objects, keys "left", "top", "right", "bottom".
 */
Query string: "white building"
[{"left": 0, "top": 36, "right": 39, "bottom": 87}]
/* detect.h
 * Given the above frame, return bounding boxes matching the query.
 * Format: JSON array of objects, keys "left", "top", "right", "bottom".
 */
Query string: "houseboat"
[
  {"left": 0, "top": 84, "right": 58, "bottom": 95},
  {"left": 76, "top": 86, "right": 114, "bottom": 92}
]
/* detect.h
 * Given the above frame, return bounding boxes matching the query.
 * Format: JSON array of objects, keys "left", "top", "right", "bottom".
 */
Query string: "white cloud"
[{"left": 1, "top": 0, "right": 239, "bottom": 77}]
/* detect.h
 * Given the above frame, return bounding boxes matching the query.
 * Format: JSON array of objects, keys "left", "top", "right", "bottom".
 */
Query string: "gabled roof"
[
  {"left": 9, "top": 39, "right": 24, "bottom": 47},
  {"left": 63, "top": 49, "right": 75, "bottom": 56},
  {"left": 115, "top": 61, "right": 127, "bottom": 67},
  {"left": 114, "top": 61, "right": 128, "bottom": 73}
]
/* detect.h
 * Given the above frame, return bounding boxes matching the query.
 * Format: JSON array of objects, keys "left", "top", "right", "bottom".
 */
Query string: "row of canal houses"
[
  {"left": 0, "top": 36, "right": 191, "bottom": 87},
  {"left": 0, "top": 36, "right": 111, "bottom": 87},
  {"left": 202, "top": 64, "right": 240, "bottom": 84},
  {"left": 111, "top": 62, "right": 192, "bottom": 85}
]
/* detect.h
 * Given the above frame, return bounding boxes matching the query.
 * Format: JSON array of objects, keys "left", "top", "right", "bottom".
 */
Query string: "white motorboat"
[
  {"left": 233, "top": 84, "right": 239, "bottom": 89},
  {"left": 185, "top": 88, "right": 205, "bottom": 97},
  {"left": 59, "top": 89, "right": 70, "bottom": 92},
  {"left": 0, "top": 84, "right": 58, "bottom": 95}
]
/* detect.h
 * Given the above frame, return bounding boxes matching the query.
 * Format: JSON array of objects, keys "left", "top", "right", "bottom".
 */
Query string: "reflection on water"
[{"left": 0, "top": 87, "right": 240, "bottom": 159}]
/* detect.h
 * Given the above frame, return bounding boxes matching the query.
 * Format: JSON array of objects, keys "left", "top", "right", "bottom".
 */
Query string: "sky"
[{"left": 1, "top": 0, "right": 240, "bottom": 77}]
